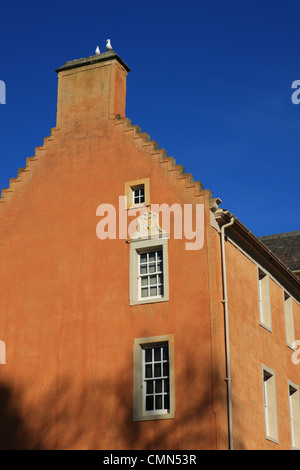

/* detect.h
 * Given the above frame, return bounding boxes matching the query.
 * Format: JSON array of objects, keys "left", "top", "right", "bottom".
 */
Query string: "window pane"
[
  {"left": 141, "top": 277, "right": 148, "bottom": 286},
  {"left": 157, "top": 251, "right": 162, "bottom": 260},
  {"left": 150, "top": 275, "right": 157, "bottom": 285},
  {"left": 141, "top": 288, "right": 148, "bottom": 298},
  {"left": 164, "top": 394, "right": 170, "bottom": 410},
  {"left": 145, "top": 349, "right": 152, "bottom": 363},
  {"left": 157, "top": 262, "right": 163, "bottom": 272},
  {"left": 145, "top": 364, "right": 152, "bottom": 378},
  {"left": 140, "top": 253, "right": 147, "bottom": 263},
  {"left": 140, "top": 265, "right": 147, "bottom": 275},
  {"left": 158, "top": 285, "right": 164, "bottom": 296},
  {"left": 163, "top": 347, "right": 169, "bottom": 361},
  {"left": 146, "top": 381, "right": 153, "bottom": 394},
  {"left": 154, "top": 363, "right": 161, "bottom": 377},
  {"left": 149, "top": 252, "right": 156, "bottom": 262},
  {"left": 155, "top": 395, "right": 163, "bottom": 410},
  {"left": 163, "top": 362, "right": 169, "bottom": 377},
  {"left": 154, "top": 347, "right": 161, "bottom": 361},
  {"left": 150, "top": 286, "right": 157, "bottom": 297},
  {"left": 146, "top": 395, "right": 154, "bottom": 411},
  {"left": 164, "top": 378, "right": 169, "bottom": 393},
  {"left": 149, "top": 264, "right": 156, "bottom": 273},
  {"left": 155, "top": 379, "right": 162, "bottom": 393}
]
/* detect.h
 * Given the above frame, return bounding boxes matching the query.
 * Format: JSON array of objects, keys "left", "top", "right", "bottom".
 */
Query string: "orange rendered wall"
[
  {"left": 0, "top": 56, "right": 225, "bottom": 449},
  {"left": 224, "top": 237, "right": 300, "bottom": 450}
]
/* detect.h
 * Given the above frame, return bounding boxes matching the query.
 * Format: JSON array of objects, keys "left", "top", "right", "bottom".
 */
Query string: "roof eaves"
[{"left": 214, "top": 208, "right": 300, "bottom": 289}]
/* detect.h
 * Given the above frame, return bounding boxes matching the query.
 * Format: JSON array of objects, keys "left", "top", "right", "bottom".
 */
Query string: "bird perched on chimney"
[
  {"left": 106, "top": 39, "right": 113, "bottom": 52},
  {"left": 95, "top": 46, "right": 100, "bottom": 55}
]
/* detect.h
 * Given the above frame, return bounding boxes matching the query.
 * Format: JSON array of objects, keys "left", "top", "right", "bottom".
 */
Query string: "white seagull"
[
  {"left": 95, "top": 46, "right": 100, "bottom": 55},
  {"left": 106, "top": 39, "right": 113, "bottom": 52}
]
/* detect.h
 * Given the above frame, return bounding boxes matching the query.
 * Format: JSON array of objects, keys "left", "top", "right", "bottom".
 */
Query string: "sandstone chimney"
[{"left": 55, "top": 51, "right": 130, "bottom": 129}]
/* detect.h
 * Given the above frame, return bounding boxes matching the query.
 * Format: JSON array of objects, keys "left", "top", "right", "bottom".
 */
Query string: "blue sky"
[{"left": 0, "top": 0, "right": 299, "bottom": 236}]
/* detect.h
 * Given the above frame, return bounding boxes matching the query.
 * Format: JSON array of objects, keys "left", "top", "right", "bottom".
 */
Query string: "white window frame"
[
  {"left": 138, "top": 249, "right": 164, "bottom": 301},
  {"left": 262, "top": 365, "right": 279, "bottom": 444},
  {"left": 133, "top": 334, "right": 175, "bottom": 422},
  {"left": 132, "top": 184, "right": 145, "bottom": 205},
  {"left": 258, "top": 268, "right": 272, "bottom": 331},
  {"left": 288, "top": 381, "right": 300, "bottom": 450},
  {"left": 284, "top": 292, "right": 295, "bottom": 349},
  {"left": 129, "top": 237, "right": 169, "bottom": 306}
]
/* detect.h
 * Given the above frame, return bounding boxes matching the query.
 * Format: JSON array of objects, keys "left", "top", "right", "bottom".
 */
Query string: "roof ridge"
[{"left": 259, "top": 231, "right": 300, "bottom": 238}]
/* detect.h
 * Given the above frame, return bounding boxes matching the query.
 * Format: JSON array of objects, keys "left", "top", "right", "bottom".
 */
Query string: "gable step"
[
  {"left": 1, "top": 188, "right": 10, "bottom": 198},
  {"left": 0, "top": 127, "right": 56, "bottom": 203},
  {"left": 114, "top": 114, "right": 207, "bottom": 199},
  {"left": 17, "top": 167, "right": 26, "bottom": 176}
]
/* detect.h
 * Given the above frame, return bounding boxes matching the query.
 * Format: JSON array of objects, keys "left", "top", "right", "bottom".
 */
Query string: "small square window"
[
  {"left": 132, "top": 185, "right": 145, "bottom": 205},
  {"left": 125, "top": 178, "right": 150, "bottom": 209}
]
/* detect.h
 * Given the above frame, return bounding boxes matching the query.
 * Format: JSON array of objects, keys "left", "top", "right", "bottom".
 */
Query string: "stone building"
[{"left": 0, "top": 50, "right": 299, "bottom": 450}]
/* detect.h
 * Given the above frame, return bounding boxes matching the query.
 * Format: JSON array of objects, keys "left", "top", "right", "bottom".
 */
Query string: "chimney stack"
[{"left": 55, "top": 51, "right": 130, "bottom": 129}]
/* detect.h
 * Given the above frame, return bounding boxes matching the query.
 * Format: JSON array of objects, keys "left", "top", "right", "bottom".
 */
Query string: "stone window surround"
[
  {"left": 125, "top": 178, "right": 150, "bottom": 210},
  {"left": 133, "top": 334, "right": 175, "bottom": 422},
  {"left": 129, "top": 237, "right": 169, "bottom": 306}
]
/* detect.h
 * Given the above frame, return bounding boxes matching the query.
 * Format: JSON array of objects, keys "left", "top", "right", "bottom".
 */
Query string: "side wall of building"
[{"left": 224, "top": 236, "right": 300, "bottom": 449}]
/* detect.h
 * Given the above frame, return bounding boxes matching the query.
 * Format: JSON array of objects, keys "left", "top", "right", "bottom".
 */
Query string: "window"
[
  {"left": 143, "top": 343, "right": 170, "bottom": 412},
  {"left": 139, "top": 250, "right": 163, "bottom": 299},
  {"left": 129, "top": 238, "right": 169, "bottom": 305},
  {"left": 262, "top": 366, "right": 278, "bottom": 443},
  {"left": 258, "top": 268, "right": 272, "bottom": 331},
  {"left": 125, "top": 178, "right": 150, "bottom": 209},
  {"left": 288, "top": 382, "right": 300, "bottom": 449},
  {"left": 284, "top": 293, "right": 295, "bottom": 348},
  {"left": 133, "top": 335, "right": 175, "bottom": 421},
  {"left": 132, "top": 184, "right": 145, "bottom": 205}
]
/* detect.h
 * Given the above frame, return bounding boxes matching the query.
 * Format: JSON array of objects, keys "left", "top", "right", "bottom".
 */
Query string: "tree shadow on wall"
[{"left": 0, "top": 363, "right": 247, "bottom": 450}]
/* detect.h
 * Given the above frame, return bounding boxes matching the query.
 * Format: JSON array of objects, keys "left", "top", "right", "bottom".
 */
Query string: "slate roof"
[{"left": 258, "top": 231, "right": 300, "bottom": 272}]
